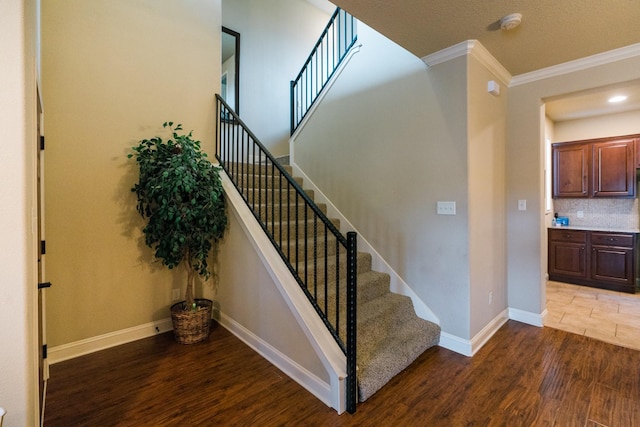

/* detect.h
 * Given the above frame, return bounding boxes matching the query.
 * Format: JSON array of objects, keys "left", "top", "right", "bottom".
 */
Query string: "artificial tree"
[{"left": 129, "top": 122, "right": 227, "bottom": 341}]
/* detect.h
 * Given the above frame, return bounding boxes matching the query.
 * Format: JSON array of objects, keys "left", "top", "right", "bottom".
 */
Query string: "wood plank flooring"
[{"left": 44, "top": 320, "right": 640, "bottom": 426}]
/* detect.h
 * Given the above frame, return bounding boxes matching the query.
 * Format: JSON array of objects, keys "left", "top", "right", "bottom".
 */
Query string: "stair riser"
[
  {"left": 296, "top": 253, "right": 372, "bottom": 284},
  {"left": 226, "top": 162, "right": 293, "bottom": 176},
  {"left": 274, "top": 236, "right": 340, "bottom": 261},
  {"left": 232, "top": 173, "right": 302, "bottom": 190},
  {"left": 244, "top": 188, "right": 315, "bottom": 204},
  {"left": 264, "top": 219, "right": 340, "bottom": 241},
  {"left": 255, "top": 203, "right": 327, "bottom": 222}
]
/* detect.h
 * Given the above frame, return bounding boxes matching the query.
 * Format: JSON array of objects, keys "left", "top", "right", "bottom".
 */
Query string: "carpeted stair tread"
[{"left": 356, "top": 317, "right": 440, "bottom": 401}]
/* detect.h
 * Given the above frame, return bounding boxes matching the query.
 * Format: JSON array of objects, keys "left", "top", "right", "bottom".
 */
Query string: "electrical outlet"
[
  {"left": 577, "top": 210, "right": 584, "bottom": 218},
  {"left": 489, "top": 291, "right": 493, "bottom": 305},
  {"left": 172, "top": 289, "right": 180, "bottom": 301}
]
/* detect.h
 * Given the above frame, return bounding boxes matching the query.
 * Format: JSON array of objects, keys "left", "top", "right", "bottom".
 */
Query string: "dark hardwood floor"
[{"left": 44, "top": 320, "right": 640, "bottom": 426}]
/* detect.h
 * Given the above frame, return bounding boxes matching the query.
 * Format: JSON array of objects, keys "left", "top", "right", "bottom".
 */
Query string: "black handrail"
[
  {"left": 215, "top": 94, "right": 358, "bottom": 413},
  {"left": 290, "top": 8, "right": 357, "bottom": 134}
]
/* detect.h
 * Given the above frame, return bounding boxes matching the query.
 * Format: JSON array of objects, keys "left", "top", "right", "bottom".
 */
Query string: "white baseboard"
[
  {"left": 439, "top": 309, "right": 509, "bottom": 357},
  {"left": 509, "top": 307, "right": 545, "bottom": 327},
  {"left": 217, "top": 312, "right": 332, "bottom": 408},
  {"left": 48, "top": 318, "right": 173, "bottom": 365}
]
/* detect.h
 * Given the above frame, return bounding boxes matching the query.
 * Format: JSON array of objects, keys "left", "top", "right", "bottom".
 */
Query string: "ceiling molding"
[
  {"left": 422, "top": 40, "right": 511, "bottom": 85},
  {"left": 467, "top": 41, "right": 511, "bottom": 85},
  {"left": 511, "top": 43, "right": 640, "bottom": 87},
  {"left": 421, "top": 40, "right": 473, "bottom": 68}
]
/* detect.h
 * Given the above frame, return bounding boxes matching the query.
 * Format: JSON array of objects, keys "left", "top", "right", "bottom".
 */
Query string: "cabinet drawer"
[
  {"left": 549, "top": 229, "right": 587, "bottom": 243},
  {"left": 591, "top": 232, "right": 634, "bottom": 248}
]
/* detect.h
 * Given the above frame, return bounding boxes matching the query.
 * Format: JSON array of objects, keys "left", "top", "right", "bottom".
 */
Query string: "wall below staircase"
[{"left": 215, "top": 179, "right": 340, "bottom": 409}]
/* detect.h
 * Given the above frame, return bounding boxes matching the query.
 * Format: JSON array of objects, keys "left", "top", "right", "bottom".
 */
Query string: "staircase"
[{"left": 242, "top": 159, "right": 441, "bottom": 402}]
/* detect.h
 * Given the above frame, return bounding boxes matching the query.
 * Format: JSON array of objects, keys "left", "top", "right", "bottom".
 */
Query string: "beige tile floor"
[{"left": 545, "top": 280, "right": 640, "bottom": 351}]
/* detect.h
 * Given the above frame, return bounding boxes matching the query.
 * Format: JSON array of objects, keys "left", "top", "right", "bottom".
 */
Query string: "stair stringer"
[
  {"left": 287, "top": 160, "right": 440, "bottom": 327},
  {"left": 219, "top": 171, "right": 350, "bottom": 414}
]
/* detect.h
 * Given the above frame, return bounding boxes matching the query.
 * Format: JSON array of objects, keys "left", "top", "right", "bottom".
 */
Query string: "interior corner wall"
[
  {"left": 41, "top": 0, "right": 221, "bottom": 347},
  {"left": 292, "top": 23, "right": 472, "bottom": 339},
  {"left": 0, "top": 0, "right": 40, "bottom": 424},
  {"left": 221, "top": 0, "right": 331, "bottom": 156},
  {"left": 507, "top": 56, "right": 640, "bottom": 316},
  {"left": 467, "top": 54, "right": 508, "bottom": 337}
]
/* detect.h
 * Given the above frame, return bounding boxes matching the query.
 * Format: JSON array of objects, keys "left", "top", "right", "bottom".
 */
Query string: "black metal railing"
[
  {"left": 290, "top": 8, "right": 357, "bottom": 134},
  {"left": 215, "top": 95, "right": 358, "bottom": 413}
]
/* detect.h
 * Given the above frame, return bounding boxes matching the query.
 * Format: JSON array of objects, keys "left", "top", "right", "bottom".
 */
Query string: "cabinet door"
[
  {"left": 553, "top": 143, "right": 589, "bottom": 198},
  {"left": 549, "top": 241, "right": 588, "bottom": 279},
  {"left": 591, "top": 245, "right": 634, "bottom": 287},
  {"left": 592, "top": 139, "right": 635, "bottom": 198}
]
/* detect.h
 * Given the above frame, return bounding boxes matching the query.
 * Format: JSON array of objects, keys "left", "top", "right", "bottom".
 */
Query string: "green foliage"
[{"left": 129, "top": 122, "right": 227, "bottom": 303}]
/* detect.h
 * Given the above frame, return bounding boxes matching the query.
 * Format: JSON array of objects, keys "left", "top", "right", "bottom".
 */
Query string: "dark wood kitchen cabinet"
[
  {"left": 552, "top": 142, "right": 589, "bottom": 198},
  {"left": 548, "top": 229, "right": 637, "bottom": 293},
  {"left": 590, "top": 232, "right": 636, "bottom": 289},
  {"left": 592, "top": 138, "right": 635, "bottom": 197},
  {"left": 548, "top": 229, "right": 588, "bottom": 279},
  {"left": 552, "top": 135, "right": 637, "bottom": 198}
]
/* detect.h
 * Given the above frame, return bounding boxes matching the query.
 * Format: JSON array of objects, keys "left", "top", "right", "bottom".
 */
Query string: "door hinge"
[
  {"left": 40, "top": 136, "right": 45, "bottom": 150},
  {"left": 42, "top": 344, "right": 48, "bottom": 359},
  {"left": 38, "top": 282, "right": 52, "bottom": 289},
  {"left": 40, "top": 240, "right": 46, "bottom": 255}
]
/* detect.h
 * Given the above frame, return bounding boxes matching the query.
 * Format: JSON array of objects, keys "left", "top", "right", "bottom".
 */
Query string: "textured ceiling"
[{"left": 331, "top": 0, "right": 640, "bottom": 76}]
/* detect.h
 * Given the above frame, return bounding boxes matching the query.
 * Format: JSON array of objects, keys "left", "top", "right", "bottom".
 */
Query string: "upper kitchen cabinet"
[
  {"left": 592, "top": 137, "right": 635, "bottom": 198},
  {"left": 553, "top": 135, "right": 638, "bottom": 198},
  {"left": 553, "top": 142, "right": 589, "bottom": 198}
]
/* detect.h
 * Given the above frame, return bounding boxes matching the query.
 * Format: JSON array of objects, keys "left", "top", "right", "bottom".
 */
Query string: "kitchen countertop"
[{"left": 549, "top": 225, "right": 640, "bottom": 234}]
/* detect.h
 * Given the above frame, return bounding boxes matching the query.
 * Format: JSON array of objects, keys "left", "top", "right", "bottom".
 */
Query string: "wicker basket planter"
[{"left": 170, "top": 298, "right": 213, "bottom": 344}]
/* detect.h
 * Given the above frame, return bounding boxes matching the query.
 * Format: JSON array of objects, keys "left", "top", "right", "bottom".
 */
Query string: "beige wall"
[
  {"left": 554, "top": 109, "right": 640, "bottom": 142},
  {"left": 42, "top": 0, "right": 221, "bottom": 347},
  {"left": 467, "top": 53, "right": 508, "bottom": 337},
  {"left": 293, "top": 23, "right": 474, "bottom": 338},
  {"left": 0, "top": 0, "right": 40, "bottom": 424},
  {"left": 222, "top": 0, "right": 330, "bottom": 156}
]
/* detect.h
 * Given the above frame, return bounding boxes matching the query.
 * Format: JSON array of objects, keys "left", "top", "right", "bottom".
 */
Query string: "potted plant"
[{"left": 129, "top": 122, "right": 227, "bottom": 344}]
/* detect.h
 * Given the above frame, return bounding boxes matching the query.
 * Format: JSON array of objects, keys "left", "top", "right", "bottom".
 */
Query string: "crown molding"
[
  {"left": 467, "top": 41, "right": 512, "bottom": 85},
  {"left": 421, "top": 40, "right": 473, "bottom": 67},
  {"left": 511, "top": 43, "right": 640, "bottom": 87},
  {"left": 422, "top": 40, "right": 512, "bottom": 85}
]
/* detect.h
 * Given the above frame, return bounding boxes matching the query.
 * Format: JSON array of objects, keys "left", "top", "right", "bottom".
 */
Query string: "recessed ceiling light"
[{"left": 608, "top": 95, "right": 628, "bottom": 103}]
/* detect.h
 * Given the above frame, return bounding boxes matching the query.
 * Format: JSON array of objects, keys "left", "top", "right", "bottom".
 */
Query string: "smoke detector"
[{"left": 500, "top": 13, "right": 522, "bottom": 31}]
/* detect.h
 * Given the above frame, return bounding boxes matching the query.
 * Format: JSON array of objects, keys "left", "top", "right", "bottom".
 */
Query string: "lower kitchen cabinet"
[{"left": 548, "top": 229, "right": 638, "bottom": 293}]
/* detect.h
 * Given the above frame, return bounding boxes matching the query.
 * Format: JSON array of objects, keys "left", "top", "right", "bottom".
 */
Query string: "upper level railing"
[
  {"left": 215, "top": 95, "right": 358, "bottom": 413},
  {"left": 290, "top": 8, "right": 357, "bottom": 135}
]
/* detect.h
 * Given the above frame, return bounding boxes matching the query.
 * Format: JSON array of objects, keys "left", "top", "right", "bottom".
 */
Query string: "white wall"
[
  {"left": 293, "top": 23, "right": 475, "bottom": 338},
  {"left": 0, "top": 0, "right": 40, "bottom": 425},
  {"left": 507, "top": 55, "right": 640, "bottom": 318},
  {"left": 222, "top": 0, "right": 331, "bottom": 156}
]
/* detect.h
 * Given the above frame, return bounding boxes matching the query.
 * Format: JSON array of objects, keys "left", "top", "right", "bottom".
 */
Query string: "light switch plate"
[
  {"left": 518, "top": 200, "right": 526, "bottom": 211},
  {"left": 437, "top": 201, "right": 456, "bottom": 215}
]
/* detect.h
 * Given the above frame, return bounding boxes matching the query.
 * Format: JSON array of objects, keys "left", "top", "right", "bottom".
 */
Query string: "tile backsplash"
[{"left": 553, "top": 198, "right": 639, "bottom": 230}]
